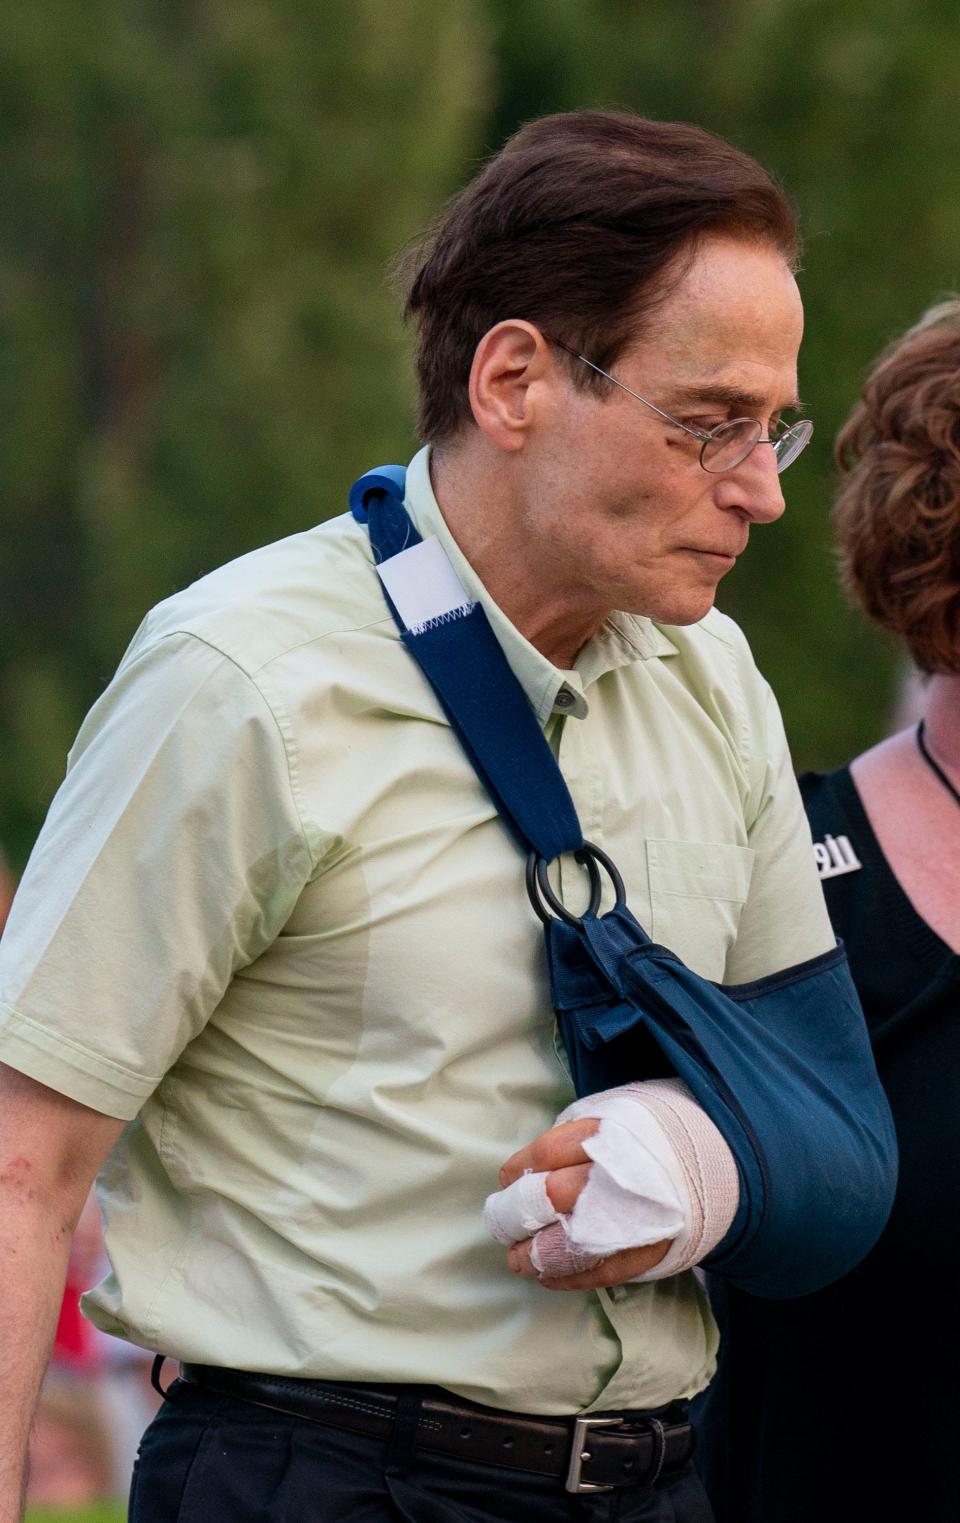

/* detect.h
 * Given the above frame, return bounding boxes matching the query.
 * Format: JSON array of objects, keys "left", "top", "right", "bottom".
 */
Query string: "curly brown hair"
[{"left": 833, "top": 300, "right": 960, "bottom": 673}]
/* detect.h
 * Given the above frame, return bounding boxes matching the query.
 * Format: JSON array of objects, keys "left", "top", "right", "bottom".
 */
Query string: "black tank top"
[{"left": 698, "top": 767, "right": 960, "bottom": 1523}]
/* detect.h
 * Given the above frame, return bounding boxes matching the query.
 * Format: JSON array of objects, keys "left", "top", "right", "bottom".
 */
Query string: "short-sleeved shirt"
[{"left": 0, "top": 447, "right": 833, "bottom": 1415}]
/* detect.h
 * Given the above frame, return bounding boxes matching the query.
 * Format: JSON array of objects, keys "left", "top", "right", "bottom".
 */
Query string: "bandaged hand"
[{"left": 484, "top": 1080, "right": 739, "bottom": 1289}]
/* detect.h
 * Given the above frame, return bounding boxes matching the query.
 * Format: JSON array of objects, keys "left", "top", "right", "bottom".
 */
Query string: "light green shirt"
[{"left": 0, "top": 447, "right": 833, "bottom": 1414}]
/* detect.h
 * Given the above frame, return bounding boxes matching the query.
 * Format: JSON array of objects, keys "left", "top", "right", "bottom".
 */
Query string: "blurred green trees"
[
  {"left": 3, "top": 0, "right": 960, "bottom": 865},
  {"left": 26, "top": 1508, "right": 123, "bottom": 1523},
  {"left": 0, "top": 0, "right": 488, "bottom": 864}
]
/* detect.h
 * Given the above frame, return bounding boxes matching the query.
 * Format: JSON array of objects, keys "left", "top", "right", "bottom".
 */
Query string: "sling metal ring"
[{"left": 525, "top": 841, "right": 626, "bottom": 927}]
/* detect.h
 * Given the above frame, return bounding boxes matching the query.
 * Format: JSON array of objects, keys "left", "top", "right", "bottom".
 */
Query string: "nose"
[{"left": 714, "top": 441, "right": 786, "bottom": 525}]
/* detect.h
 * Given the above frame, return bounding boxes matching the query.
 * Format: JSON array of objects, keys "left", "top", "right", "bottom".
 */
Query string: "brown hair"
[
  {"left": 398, "top": 110, "right": 799, "bottom": 442},
  {"left": 834, "top": 300, "right": 960, "bottom": 674}
]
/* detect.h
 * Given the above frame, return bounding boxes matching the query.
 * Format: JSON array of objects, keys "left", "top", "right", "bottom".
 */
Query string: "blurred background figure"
[
  {"left": 51, "top": 1191, "right": 105, "bottom": 1377},
  {"left": 698, "top": 301, "right": 960, "bottom": 1522},
  {"left": 0, "top": 851, "right": 14, "bottom": 936},
  {"left": 25, "top": 1371, "right": 113, "bottom": 1509},
  {"left": 27, "top": 1192, "right": 114, "bottom": 1509},
  {"left": 27, "top": 1185, "right": 162, "bottom": 1510}
]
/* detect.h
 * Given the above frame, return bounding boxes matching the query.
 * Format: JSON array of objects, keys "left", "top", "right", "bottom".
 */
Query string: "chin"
[
  {"left": 623, "top": 588, "right": 719, "bottom": 627},
  {"left": 669, "top": 596, "right": 719, "bottom": 626}
]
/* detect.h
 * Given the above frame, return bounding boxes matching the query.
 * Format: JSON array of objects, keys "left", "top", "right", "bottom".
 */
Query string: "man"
[{"left": 0, "top": 111, "right": 834, "bottom": 1522}]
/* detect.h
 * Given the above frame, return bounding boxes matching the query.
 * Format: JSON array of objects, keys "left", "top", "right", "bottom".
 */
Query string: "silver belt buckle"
[{"left": 565, "top": 1415, "right": 622, "bottom": 1493}]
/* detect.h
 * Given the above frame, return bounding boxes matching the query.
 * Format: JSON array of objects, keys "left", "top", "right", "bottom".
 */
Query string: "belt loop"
[
  {"left": 385, "top": 1388, "right": 424, "bottom": 1481},
  {"left": 646, "top": 1417, "right": 667, "bottom": 1489},
  {"left": 151, "top": 1354, "right": 174, "bottom": 1400}
]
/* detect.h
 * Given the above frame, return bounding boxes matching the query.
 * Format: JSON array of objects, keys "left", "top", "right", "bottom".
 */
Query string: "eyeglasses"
[{"left": 548, "top": 337, "right": 814, "bottom": 475}]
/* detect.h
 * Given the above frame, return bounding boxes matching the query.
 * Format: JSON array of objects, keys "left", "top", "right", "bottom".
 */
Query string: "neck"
[
  {"left": 922, "top": 674, "right": 960, "bottom": 772},
  {"left": 430, "top": 442, "right": 606, "bottom": 669}
]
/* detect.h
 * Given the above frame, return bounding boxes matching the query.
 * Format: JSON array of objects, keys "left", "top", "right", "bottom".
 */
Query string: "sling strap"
[{"left": 350, "top": 467, "right": 582, "bottom": 863}]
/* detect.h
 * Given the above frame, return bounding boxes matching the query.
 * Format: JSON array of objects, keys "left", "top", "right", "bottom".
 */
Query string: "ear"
[{"left": 468, "top": 321, "right": 554, "bottom": 451}]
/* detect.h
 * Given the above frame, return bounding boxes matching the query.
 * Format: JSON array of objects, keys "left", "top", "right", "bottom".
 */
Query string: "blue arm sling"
[{"left": 350, "top": 466, "right": 897, "bottom": 1299}]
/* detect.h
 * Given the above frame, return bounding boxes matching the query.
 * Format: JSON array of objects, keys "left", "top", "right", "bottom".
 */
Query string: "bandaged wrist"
[{"left": 600, "top": 1079, "right": 739, "bottom": 1280}]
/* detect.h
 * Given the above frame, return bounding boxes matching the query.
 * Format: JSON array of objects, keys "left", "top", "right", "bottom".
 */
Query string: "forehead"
[{"left": 631, "top": 236, "right": 804, "bottom": 406}]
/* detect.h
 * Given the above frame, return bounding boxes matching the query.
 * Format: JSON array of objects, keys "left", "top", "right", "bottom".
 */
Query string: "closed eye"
[{"left": 694, "top": 413, "right": 793, "bottom": 436}]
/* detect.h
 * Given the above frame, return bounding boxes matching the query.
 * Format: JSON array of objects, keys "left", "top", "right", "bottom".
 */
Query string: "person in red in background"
[
  {"left": 25, "top": 1373, "right": 113, "bottom": 1509},
  {"left": 32, "top": 1183, "right": 161, "bottom": 1504},
  {"left": 51, "top": 1190, "right": 106, "bottom": 1376},
  {"left": 27, "top": 1189, "right": 116, "bottom": 1508},
  {"left": 1, "top": 853, "right": 117, "bottom": 1506},
  {"left": 0, "top": 850, "right": 14, "bottom": 937}
]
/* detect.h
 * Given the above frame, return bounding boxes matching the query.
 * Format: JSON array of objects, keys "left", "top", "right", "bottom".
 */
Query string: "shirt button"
[{"left": 554, "top": 689, "right": 575, "bottom": 710}]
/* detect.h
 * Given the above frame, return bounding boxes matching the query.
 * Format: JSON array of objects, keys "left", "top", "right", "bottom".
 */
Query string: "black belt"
[{"left": 178, "top": 1363, "right": 694, "bottom": 1495}]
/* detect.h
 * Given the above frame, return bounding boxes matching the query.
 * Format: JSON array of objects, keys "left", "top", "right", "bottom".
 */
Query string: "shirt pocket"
[{"left": 645, "top": 838, "right": 755, "bottom": 981}]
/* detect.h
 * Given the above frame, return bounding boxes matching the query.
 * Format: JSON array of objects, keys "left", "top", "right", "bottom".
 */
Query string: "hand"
[{"left": 498, "top": 1118, "right": 673, "bottom": 1290}]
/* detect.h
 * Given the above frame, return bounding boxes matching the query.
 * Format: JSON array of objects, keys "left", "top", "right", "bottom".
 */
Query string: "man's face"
[{"left": 516, "top": 235, "right": 805, "bottom": 627}]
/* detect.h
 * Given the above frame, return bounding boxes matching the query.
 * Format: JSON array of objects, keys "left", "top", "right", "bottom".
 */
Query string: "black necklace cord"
[{"left": 916, "top": 719, "right": 960, "bottom": 808}]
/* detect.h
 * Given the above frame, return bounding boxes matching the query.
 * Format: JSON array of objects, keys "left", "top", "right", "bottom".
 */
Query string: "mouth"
[{"left": 681, "top": 547, "right": 741, "bottom": 567}]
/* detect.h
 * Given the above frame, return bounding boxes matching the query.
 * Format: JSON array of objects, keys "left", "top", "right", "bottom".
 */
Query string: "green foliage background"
[
  {"left": 3, "top": 0, "right": 959, "bottom": 867},
  {"left": 27, "top": 1509, "right": 123, "bottom": 1523}
]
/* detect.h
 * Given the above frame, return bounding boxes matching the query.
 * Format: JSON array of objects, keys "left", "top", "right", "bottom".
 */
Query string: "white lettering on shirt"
[{"left": 812, "top": 833, "right": 862, "bottom": 880}]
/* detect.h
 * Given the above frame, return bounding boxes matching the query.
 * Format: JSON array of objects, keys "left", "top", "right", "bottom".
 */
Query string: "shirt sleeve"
[
  {"left": 0, "top": 631, "right": 316, "bottom": 1118},
  {"left": 724, "top": 678, "right": 835, "bottom": 985}
]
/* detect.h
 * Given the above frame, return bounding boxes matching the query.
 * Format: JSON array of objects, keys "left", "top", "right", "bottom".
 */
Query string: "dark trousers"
[{"left": 129, "top": 1379, "right": 714, "bottom": 1522}]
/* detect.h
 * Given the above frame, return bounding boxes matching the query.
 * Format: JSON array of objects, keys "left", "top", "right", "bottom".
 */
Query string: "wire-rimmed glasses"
[{"left": 548, "top": 337, "right": 814, "bottom": 475}]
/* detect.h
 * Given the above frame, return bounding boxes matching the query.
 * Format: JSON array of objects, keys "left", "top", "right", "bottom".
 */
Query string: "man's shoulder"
[
  {"left": 648, "top": 606, "right": 772, "bottom": 782},
  {"left": 132, "top": 512, "right": 390, "bottom": 675}
]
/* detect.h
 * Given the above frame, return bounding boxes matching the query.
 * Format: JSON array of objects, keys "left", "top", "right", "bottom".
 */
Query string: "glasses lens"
[
  {"left": 772, "top": 419, "right": 814, "bottom": 474},
  {"left": 700, "top": 419, "right": 763, "bottom": 474}
]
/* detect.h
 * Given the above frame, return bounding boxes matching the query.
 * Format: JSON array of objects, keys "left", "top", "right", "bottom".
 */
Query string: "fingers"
[
  {"left": 507, "top": 1235, "right": 674, "bottom": 1290},
  {"left": 484, "top": 1158, "right": 592, "bottom": 1252},
  {"left": 529, "top": 1221, "right": 604, "bottom": 1278},
  {"left": 507, "top": 1238, "right": 537, "bottom": 1276},
  {"left": 544, "top": 1162, "right": 592, "bottom": 1214},
  {"left": 483, "top": 1169, "right": 558, "bottom": 1247},
  {"left": 499, "top": 1117, "right": 600, "bottom": 1188},
  {"left": 534, "top": 1238, "right": 672, "bottom": 1290}
]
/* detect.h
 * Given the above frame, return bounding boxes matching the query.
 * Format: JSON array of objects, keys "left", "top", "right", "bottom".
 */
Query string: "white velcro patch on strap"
[{"left": 376, "top": 536, "right": 472, "bottom": 633}]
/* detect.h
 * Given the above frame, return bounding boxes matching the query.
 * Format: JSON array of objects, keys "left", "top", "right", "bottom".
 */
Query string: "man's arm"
[{"left": 0, "top": 1063, "right": 125, "bottom": 1523}]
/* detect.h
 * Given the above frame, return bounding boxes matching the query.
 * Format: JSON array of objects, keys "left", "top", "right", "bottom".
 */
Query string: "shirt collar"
[{"left": 403, "top": 447, "right": 677, "bottom": 725}]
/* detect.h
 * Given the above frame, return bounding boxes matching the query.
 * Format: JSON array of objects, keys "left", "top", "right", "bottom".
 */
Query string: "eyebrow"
[{"left": 670, "top": 382, "right": 804, "bottom": 415}]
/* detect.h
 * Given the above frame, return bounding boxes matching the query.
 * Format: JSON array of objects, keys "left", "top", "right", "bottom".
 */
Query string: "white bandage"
[
  {"left": 484, "top": 1080, "right": 739, "bottom": 1282},
  {"left": 613, "top": 1079, "right": 739, "bottom": 1281},
  {"left": 559, "top": 1087, "right": 687, "bottom": 1257},
  {"left": 482, "top": 1167, "right": 559, "bottom": 1246}
]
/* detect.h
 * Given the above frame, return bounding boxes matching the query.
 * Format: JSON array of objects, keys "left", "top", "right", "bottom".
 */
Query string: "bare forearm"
[
  {"left": 0, "top": 1066, "right": 127, "bottom": 1523},
  {"left": 0, "top": 1191, "right": 75, "bottom": 1523}
]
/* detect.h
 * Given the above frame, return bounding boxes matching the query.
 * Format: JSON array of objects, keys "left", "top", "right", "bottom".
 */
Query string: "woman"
[{"left": 698, "top": 300, "right": 960, "bottom": 1521}]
